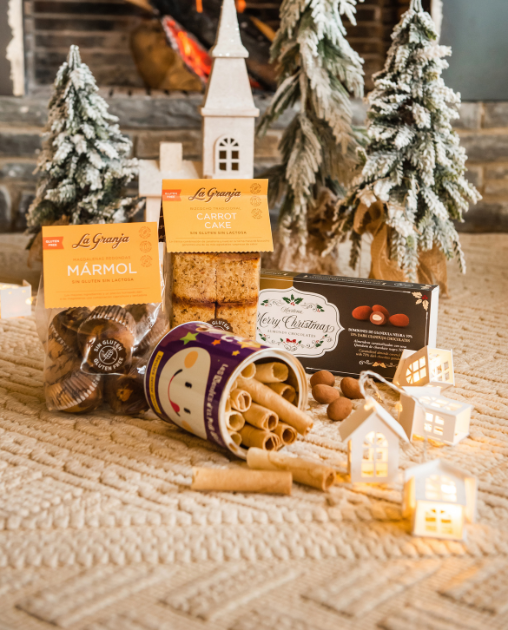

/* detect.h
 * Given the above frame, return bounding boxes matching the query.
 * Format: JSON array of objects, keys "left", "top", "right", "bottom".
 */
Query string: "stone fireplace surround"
[{"left": 0, "top": 88, "right": 507, "bottom": 234}]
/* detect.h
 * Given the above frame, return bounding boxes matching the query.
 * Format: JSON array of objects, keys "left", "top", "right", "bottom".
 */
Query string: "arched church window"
[{"left": 216, "top": 137, "right": 240, "bottom": 172}]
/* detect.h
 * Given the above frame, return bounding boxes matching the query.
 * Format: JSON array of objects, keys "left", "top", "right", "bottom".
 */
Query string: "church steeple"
[
  {"left": 210, "top": 0, "right": 249, "bottom": 58},
  {"left": 201, "top": 0, "right": 259, "bottom": 179}
]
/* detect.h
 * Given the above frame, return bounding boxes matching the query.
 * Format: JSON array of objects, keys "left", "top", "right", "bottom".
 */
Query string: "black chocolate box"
[{"left": 256, "top": 271, "right": 439, "bottom": 380}]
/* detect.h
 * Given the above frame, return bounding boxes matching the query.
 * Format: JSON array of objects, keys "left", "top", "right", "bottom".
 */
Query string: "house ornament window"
[
  {"left": 217, "top": 137, "right": 240, "bottom": 172},
  {"left": 361, "top": 431, "right": 388, "bottom": 477},
  {"left": 425, "top": 475, "right": 458, "bottom": 502}
]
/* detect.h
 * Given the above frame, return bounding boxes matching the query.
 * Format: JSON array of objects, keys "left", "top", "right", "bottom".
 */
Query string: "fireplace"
[{"left": 21, "top": 0, "right": 423, "bottom": 94}]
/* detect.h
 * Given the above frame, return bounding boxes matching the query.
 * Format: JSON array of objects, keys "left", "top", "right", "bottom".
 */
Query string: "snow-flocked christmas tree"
[
  {"left": 257, "top": 0, "right": 364, "bottom": 271},
  {"left": 331, "top": 0, "right": 481, "bottom": 288},
  {"left": 27, "top": 46, "right": 139, "bottom": 238}
]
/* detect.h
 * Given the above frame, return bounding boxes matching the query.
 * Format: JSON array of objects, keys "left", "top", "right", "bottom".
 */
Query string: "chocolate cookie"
[
  {"left": 45, "top": 370, "right": 102, "bottom": 414},
  {"left": 104, "top": 360, "right": 148, "bottom": 415}
]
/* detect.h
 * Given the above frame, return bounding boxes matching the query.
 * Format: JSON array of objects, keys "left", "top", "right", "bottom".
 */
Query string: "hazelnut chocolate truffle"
[
  {"left": 45, "top": 370, "right": 102, "bottom": 414},
  {"left": 104, "top": 360, "right": 148, "bottom": 415},
  {"left": 370, "top": 311, "right": 387, "bottom": 326},
  {"left": 78, "top": 306, "right": 136, "bottom": 374}
]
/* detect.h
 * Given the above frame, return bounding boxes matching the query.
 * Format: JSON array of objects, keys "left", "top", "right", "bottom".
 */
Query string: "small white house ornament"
[
  {"left": 403, "top": 459, "right": 477, "bottom": 541},
  {"left": 398, "top": 386, "right": 472, "bottom": 445},
  {"left": 339, "top": 398, "right": 409, "bottom": 483},
  {"left": 0, "top": 281, "right": 32, "bottom": 318},
  {"left": 201, "top": 0, "right": 259, "bottom": 179},
  {"left": 393, "top": 346, "right": 454, "bottom": 390}
]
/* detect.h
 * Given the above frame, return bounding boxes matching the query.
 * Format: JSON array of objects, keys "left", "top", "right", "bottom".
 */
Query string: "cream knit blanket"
[{"left": 1, "top": 234, "right": 508, "bottom": 630}]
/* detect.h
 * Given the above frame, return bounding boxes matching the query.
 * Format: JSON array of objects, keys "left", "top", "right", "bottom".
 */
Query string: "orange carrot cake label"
[
  {"left": 162, "top": 179, "right": 273, "bottom": 252},
  {"left": 42, "top": 222, "right": 162, "bottom": 308}
]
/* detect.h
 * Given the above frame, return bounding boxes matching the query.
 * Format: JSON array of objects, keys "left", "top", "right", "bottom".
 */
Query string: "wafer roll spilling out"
[
  {"left": 230, "top": 388, "right": 251, "bottom": 413},
  {"left": 191, "top": 467, "right": 292, "bottom": 495},
  {"left": 255, "top": 362, "right": 289, "bottom": 384},
  {"left": 239, "top": 425, "right": 278, "bottom": 451},
  {"left": 268, "top": 382, "right": 296, "bottom": 403},
  {"left": 273, "top": 422, "right": 298, "bottom": 446},
  {"left": 229, "top": 432, "right": 242, "bottom": 446},
  {"left": 225, "top": 411, "right": 245, "bottom": 432},
  {"left": 237, "top": 376, "right": 312, "bottom": 435},
  {"left": 243, "top": 403, "right": 278, "bottom": 431},
  {"left": 241, "top": 363, "right": 256, "bottom": 380},
  {"left": 247, "top": 448, "right": 336, "bottom": 492}
]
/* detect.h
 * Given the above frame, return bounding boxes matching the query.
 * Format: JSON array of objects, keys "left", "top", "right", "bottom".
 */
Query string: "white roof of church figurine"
[
  {"left": 393, "top": 346, "right": 454, "bottom": 390},
  {"left": 139, "top": 0, "right": 258, "bottom": 223},
  {"left": 339, "top": 398, "right": 409, "bottom": 484},
  {"left": 403, "top": 458, "right": 476, "bottom": 541},
  {"left": 398, "top": 386, "right": 473, "bottom": 446}
]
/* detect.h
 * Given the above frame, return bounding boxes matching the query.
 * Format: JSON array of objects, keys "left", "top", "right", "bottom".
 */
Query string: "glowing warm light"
[
  {"left": 236, "top": 0, "right": 246, "bottom": 11},
  {"left": 196, "top": 0, "right": 203, "bottom": 12},
  {"left": 162, "top": 17, "right": 212, "bottom": 82}
]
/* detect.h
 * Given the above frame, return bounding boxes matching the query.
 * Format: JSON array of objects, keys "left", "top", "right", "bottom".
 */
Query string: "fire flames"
[
  {"left": 162, "top": 17, "right": 212, "bottom": 82},
  {"left": 162, "top": 15, "right": 261, "bottom": 90}
]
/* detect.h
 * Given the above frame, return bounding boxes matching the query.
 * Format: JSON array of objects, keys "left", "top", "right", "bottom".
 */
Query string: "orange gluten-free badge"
[
  {"left": 42, "top": 222, "right": 162, "bottom": 309},
  {"left": 162, "top": 179, "right": 273, "bottom": 253}
]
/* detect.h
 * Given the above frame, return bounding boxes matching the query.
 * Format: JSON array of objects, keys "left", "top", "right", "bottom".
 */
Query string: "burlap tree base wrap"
[{"left": 1, "top": 234, "right": 508, "bottom": 630}]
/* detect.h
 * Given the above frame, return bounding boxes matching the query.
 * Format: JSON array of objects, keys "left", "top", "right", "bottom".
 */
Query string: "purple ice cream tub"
[{"left": 144, "top": 322, "right": 308, "bottom": 458}]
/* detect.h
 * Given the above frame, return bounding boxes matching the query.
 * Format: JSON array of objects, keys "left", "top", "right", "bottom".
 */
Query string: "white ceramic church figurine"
[
  {"left": 140, "top": 0, "right": 258, "bottom": 222},
  {"left": 339, "top": 398, "right": 409, "bottom": 483},
  {"left": 201, "top": 0, "right": 259, "bottom": 179},
  {"left": 398, "top": 386, "right": 472, "bottom": 445},
  {"left": 403, "top": 459, "right": 476, "bottom": 541}
]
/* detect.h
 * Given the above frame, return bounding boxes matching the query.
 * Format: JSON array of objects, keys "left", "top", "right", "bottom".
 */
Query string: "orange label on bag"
[
  {"left": 42, "top": 222, "right": 162, "bottom": 309},
  {"left": 162, "top": 179, "right": 273, "bottom": 252}
]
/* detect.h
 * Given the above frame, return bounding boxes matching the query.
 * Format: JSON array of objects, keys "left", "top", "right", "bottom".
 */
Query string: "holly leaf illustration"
[
  {"left": 416, "top": 299, "right": 422, "bottom": 305},
  {"left": 294, "top": 297, "right": 303, "bottom": 304},
  {"left": 316, "top": 305, "right": 324, "bottom": 312},
  {"left": 282, "top": 297, "right": 291, "bottom": 304},
  {"left": 261, "top": 299, "right": 268, "bottom": 306}
]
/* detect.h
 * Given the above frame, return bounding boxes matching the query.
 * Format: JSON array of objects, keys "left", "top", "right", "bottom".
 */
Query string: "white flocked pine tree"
[
  {"left": 257, "top": 0, "right": 364, "bottom": 271},
  {"left": 27, "top": 46, "right": 139, "bottom": 238},
  {"left": 330, "top": 0, "right": 481, "bottom": 288}
]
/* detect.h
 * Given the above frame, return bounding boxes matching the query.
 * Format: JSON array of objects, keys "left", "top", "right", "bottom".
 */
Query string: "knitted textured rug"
[{"left": 1, "top": 234, "right": 508, "bottom": 630}]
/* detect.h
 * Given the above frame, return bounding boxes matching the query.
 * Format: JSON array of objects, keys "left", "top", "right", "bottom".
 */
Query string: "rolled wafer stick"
[
  {"left": 230, "top": 388, "right": 251, "bottom": 412},
  {"left": 247, "top": 448, "right": 336, "bottom": 491},
  {"left": 191, "top": 467, "right": 292, "bottom": 494},
  {"left": 268, "top": 382, "right": 296, "bottom": 404},
  {"left": 238, "top": 376, "right": 313, "bottom": 435},
  {"left": 255, "top": 362, "right": 289, "bottom": 383},
  {"left": 239, "top": 425, "right": 278, "bottom": 450},
  {"left": 241, "top": 363, "right": 256, "bottom": 379},
  {"left": 228, "top": 431, "right": 242, "bottom": 446},
  {"left": 225, "top": 411, "right": 245, "bottom": 432},
  {"left": 243, "top": 403, "right": 278, "bottom": 431},
  {"left": 273, "top": 422, "right": 297, "bottom": 446}
]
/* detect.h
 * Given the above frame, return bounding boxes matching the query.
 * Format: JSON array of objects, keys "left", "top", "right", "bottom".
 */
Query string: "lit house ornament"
[
  {"left": 339, "top": 398, "right": 409, "bottom": 483},
  {"left": 393, "top": 346, "right": 454, "bottom": 390},
  {"left": 398, "top": 387, "right": 473, "bottom": 445},
  {"left": 403, "top": 459, "right": 477, "bottom": 541},
  {"left": 201, "top": 0, "right": 259, "bottom": 179},
  {"left": 0, "top": 281, "right": 32, "bottom": 318}
]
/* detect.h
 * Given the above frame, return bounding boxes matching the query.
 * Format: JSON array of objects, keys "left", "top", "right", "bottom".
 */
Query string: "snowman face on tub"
[{"left": 158, "top": 347, "right": 211, "bottom": 439}]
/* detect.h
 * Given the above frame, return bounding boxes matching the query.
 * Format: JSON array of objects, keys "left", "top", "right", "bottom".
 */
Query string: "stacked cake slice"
[{"left": 171, "top": 253, "right": 260, "bottom": 338}]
